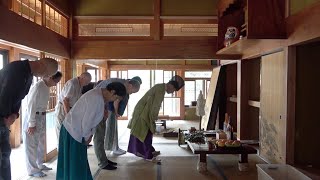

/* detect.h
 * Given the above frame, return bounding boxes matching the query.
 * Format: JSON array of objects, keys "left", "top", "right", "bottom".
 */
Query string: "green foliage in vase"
[{"left": 185, "top": 131, "right": 206, "bottom": 144}]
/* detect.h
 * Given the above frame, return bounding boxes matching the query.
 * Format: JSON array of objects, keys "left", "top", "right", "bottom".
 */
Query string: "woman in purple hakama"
[{"left": 127, "top": 75, "right": 185, "bottom": 162}]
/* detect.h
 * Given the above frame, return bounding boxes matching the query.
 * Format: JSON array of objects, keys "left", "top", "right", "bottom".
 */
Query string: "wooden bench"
[{"left": 186, "top": 141, "right": 257, "bottom": 172}]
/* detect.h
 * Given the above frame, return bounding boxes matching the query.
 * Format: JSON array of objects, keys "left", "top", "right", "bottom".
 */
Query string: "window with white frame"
[
  {"left": 86, "top": 68, "right": 99, "bottom": 82},
  {"left": 184, "top": 71, "right": 212, "bottom": 106},
  {"left": 110, "top": 69, "right": 181, "bottom": 119},
  {"left": 0, "top": 50, "right": 8, "bottom": 70}
]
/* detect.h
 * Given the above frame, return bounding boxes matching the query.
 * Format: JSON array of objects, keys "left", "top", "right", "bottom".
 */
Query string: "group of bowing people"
[
  {"left": 55, "top": 74, "right": 184, "bottom": 180},
  {"left": 0, "top": 58, "right": 184, "bottom": 180}
]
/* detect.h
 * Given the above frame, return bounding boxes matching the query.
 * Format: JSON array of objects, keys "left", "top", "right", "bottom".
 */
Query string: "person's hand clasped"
[
  {"left": 104, "top": 110, "right": 109, "bottom": 120},
  {"left": 4, "top": 113, "right": 18, "bottom": 127},
  {"left": 115, "top": 113, "right": 120, "bottom": 119},
  {"left": 27, "top": 126, "right": 36, "bottom": 135},
  {"left": 86, "top": 135, "right": 93, "bottom": 145}
]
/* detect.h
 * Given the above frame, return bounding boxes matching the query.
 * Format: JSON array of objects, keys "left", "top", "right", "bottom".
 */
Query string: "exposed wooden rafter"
[
  {"left": 72, "top": 39, "right": 239, "bottom": 60},
  {"left": 153, "top": 0, "right": 161, "bottom": 40}
]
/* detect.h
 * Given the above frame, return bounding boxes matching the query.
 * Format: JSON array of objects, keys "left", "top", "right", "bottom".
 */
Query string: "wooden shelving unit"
[
  {"left": 228, "top": 96, "right": 237, "bottom": 103},
  {"left": 248, "top": 100, "right": 260, "bottom": 108},
  {"left": 225, "top": 64, "right": 237, "bottom": 132},
  {"left": 217, "top": 0, "right": 286, "bottom": 58},
  {"left": 216, "top": 37, "right": 286, "bottom": 57},
  {"left": 238, "top": 57, "right": 261, "bottom": 141}
]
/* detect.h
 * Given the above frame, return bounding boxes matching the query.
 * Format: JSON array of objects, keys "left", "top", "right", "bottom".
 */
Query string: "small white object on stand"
[{"left": 196, "top": 90, "right": 206, "bottom": 130}]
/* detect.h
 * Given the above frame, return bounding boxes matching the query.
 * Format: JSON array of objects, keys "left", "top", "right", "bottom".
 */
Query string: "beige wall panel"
[
  {"left": 201, "top": 66, "right": 221, "bottom": 130},
  {"left": 260, "top": 51, "right": 286, "bottom": 164}
]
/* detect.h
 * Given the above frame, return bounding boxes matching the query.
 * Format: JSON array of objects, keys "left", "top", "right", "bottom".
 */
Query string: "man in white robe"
[
  {"left": 93, "top": 77, "right": 141, "bottom": 170},
  {"left": 54, "top": 72, "right": 91, "bottom": 147},
  {"left": 23, "top": 72, "right": 62, "bottom": 177},
  {"left": 56, "top": 82, "right": 127, "bottom": 180}
]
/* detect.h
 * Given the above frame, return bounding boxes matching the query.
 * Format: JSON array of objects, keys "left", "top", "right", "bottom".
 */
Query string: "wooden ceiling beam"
[
  {"left": 108, "top": 64, "right": 214, "bottom": 70},
  {"left": 72, "top": 39, "right": 240, "bottom": 60},
  {"left": 153, "top": 0, "right": 161, "bottom": 40},
  {"left": 73, "top": 17, "right": 154, "bottom": 24},
  {"left": 161, "top": 18, "right": 217, "bottom": 24}
]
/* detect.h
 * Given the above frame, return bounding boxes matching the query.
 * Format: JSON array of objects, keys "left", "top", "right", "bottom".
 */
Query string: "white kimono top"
[
  {"left": 23, "top": 80, "right": 49, "bottom": 129},
  {"left": 58, "top": 77, "right": 82, "bottom": 107},
  {"left": 63, "top": 88, "right": 105, "bottom": 143}
]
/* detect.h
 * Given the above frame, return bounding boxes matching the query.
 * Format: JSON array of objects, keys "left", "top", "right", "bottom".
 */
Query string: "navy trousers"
[{"left": 0, "top": 120, "right": 11, "bottom": 180}]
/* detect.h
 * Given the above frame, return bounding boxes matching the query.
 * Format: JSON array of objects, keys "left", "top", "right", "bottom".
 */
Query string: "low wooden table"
[{"left": 186, "top": 141, "right": 257, "bottom": 172}]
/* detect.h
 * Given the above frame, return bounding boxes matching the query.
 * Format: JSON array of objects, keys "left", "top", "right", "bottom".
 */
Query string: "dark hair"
[
  {"left": 106, "top": 82, "right": 127, "bottom": 97},
  {"left": 168, "top": 81, "right": 179, "bottom": 90},
  {"left": 128, "top": 79, "right": 141, "bottom": 89},
  {"left": 82, "top": 82, "right": 95, "bottom": 94},
  {"left": 51, "top": 71, "right": 62, "bottom": 80},
  {"left": 167, "top": 75, "right": 185, "bottom": 91},
  {"left": 131, "top": 76, "right": 142, "bottom": 84},
  {"left": 96, "top": 80, "right": 103, "bottom": 86}
]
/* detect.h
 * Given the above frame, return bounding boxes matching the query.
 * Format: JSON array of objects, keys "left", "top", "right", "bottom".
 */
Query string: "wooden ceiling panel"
[
  {"left": 72, "top": 0, "right": 218, "bottom": 16},
  {"left": 161, "top": 0, "right": 218, "bottom": 16},
  {"left": 73, "top": 0, "right": 153, "bottom": 16}
]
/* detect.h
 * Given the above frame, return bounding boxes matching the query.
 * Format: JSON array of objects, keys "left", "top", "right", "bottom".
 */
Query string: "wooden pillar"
[
  {"left": 286, "top": 47, "right": 296, "bottom": 165},
  {"left": 41, "top": 0, "right": 46, "bottom": 26},
  {"left": 8, "top": 47, "right": 21, "bottom": 148},
  {"left": 99, "top": 66, "right": 107, "bottom": 80},
  {"left": 76, "top": 62, "right": 84, "bottom": 76},
  {"left": 236, "top": 61, "right": 242, "bottom": 140},
  {"left": 60, "top": 58, "right": 72, "bottom": 83},
  {"left": 177, "top": 70, "right": 185, "bottom": 120},
  {"left": 153, "top": 0, "right": 161, "bottom": 40}
]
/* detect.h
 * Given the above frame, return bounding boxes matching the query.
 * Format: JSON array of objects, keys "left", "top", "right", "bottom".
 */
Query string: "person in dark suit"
[{"left": 0, "top": 58, "right": 58, "bottom": 180}]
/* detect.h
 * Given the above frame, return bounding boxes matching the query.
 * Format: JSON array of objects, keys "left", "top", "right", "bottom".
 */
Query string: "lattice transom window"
[
  {"left": 164, "top": 24, "right": 218, "bottom": 36},
  {"left": 78, "top": 24, "right": 150, "bottom": 36},
  {"left": 13, "top": 0, "right": 42, "bottom": 25},
  {"left": 45, "top": 4, "right": 68, "bottom": 37}
]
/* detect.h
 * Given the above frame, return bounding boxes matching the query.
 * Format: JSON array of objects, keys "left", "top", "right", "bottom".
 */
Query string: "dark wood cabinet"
[{"left": 216, "top": 0, "right": 286, "bottom": 57}]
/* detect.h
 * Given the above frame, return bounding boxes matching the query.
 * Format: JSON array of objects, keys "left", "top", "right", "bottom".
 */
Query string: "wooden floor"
[{"left": 10, "top": 120, "right": 266, "bottom": 180}]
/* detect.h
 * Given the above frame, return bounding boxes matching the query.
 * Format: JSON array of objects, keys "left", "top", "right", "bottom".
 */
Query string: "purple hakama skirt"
[{"left": 127, "top": 130, "right": 155, "bottom": 160}]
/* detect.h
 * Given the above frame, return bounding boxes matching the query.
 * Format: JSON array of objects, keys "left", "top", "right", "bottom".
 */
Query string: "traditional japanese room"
[{"left": 1, "top": 0, "right": 320, "bottom": 179}]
